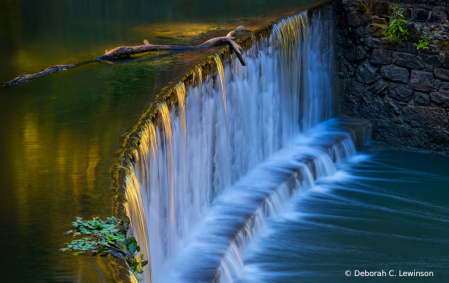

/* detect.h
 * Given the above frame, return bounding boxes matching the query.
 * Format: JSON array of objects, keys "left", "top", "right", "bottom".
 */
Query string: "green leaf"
[
  {"left": 129, "top": 243, "right": 137, "bottom": 254},
  {"left": 107, "top": 216, "right": 118, "bottom": 224}
]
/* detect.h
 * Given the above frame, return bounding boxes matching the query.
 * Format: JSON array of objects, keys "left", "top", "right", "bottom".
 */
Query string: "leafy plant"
[
  {"left": 415, "top": 36, "right": 431, "bottom": 50},
  {"left": 383, "top": 6, "right": 409, "bottom": 44},
  {"left": 60, "top": 216, "right": 148, "bottom": 282}
]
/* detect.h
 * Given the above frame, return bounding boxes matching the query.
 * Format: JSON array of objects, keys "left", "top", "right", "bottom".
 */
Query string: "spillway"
[{"left": 120, "top": 6, "right": 365, "bottom": 283}]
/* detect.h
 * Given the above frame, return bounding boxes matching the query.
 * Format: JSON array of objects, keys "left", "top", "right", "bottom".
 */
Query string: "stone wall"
[{"left": 336, "top": 0, "right": 449, "bottom": 154}]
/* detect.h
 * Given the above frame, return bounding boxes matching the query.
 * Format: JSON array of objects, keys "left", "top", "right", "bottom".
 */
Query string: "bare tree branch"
[{"left": 1, "top": 28, "right": 247, "bottom": 87}]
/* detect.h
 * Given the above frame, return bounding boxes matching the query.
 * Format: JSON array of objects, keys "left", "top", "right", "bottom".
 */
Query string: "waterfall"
[{"left": 123, "top": 7, "right": 335, "bottom": 283}]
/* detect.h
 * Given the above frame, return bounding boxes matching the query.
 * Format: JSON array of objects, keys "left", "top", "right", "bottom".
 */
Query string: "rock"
[
  {"left": 406, "top": 23, "right": 422, "bottom": 42},
  {"left": 355, "top": 25, "right": 370, "bottom": 37},
  {"left": 382, "top": 38, "right": 397, "bottom": 50},
  {"left": 337, "top": 34, "right": 353, "bottom": 47},
  {"left": 443, "top": 56, "right": 449, "bottom": 69},
  {"left": 369, "top": 24, "right": 387, "bottom": 37},
  {"left": 435, "top": 79, "right": 442, "bottom": 91},
  {"left": 403, "top": 8, "right": 413, "bottom": 20},
  {"left": 370, "top": 2, "right": 390, "bottom": 16},
  {"left": 339, "top": 56, "right": 355, "bottom": 75},
  {"left": 404, "top": 107, "right": 449, "bottom": 129},
  {"left": 368, "top": 79, "right": 388, "bottom": 96},
  {"left": 434, "top": 68, "right": 449, "bottom": 81},
  {"left": 381, "top": 65, "right": 409, "bottom": 83},
  {"left": 422, "top": 63, "right": 435, "bottom": 73},
  {"left": 423, "top": 55, "right": 443, "bottom": 68},
  {"left": 345, "top": 79, "right": 366, "bottom": 96},
  {"left": 410, "top": 70, "right": 434, "bottom": 92},
  {"left": 356, "top": 61, "right": 380, "bottom": 84},
  {"left": 388, "top": 82, "right": 413, "bottom": 102},
  {"left": 441, "top": 82, "right": 449, "bottom": 90},
  {"left": 344, "top": 45, "right": 367, "bottom": 62},
  {"left": 430, "top": 91, "right": 449, "bottom": 108},
  {"left": 425, "top": 44, "right": 440, "bottom": 55},
  {"left": 396, "top": 41, "right": 419, "bottom": 55},
  {"left": 392, "top": 52, "right": 427, "bottom": 69},
  {"left": 429, "top": 11, "right": 442, "bottom": 23},
  {"left": 415, "top": 92, "right": 430, "bottom": 106},
  {"left": 348, "top": 11, "right": 370, "bottom": 27},
  {"left": 372, "top": 16, "right": 388, "bottom": 25},
  {"left": 342, "top": 0, "right": 365, "bottom": 12},
  {"left": 384, "top": 96, "right": 402, "bottom": 115},
  {"left": 415, "top": 9, "right": 432, "bottom": 22},
  {"left": 423, "top": 63, "right": 434, "bottom": 73},
  {"left": 363, "top": 37, "right": 381, "bottom": 48},
  {"left": 370, "top": 49, "right": 392, "bottom": 65}
]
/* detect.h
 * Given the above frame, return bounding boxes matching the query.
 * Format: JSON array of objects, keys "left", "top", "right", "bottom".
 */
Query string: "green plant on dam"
[
  {"left": 383, "top": 6, "right": 409, "bottom": 44},
  {"left": 60, "top": 216, "right": 148, "bottom": 281}
]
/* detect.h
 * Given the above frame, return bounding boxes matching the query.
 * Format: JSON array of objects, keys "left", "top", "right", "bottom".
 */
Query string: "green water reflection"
[{"left": 0, "top": 0, "right": 325, "bottom": 281}]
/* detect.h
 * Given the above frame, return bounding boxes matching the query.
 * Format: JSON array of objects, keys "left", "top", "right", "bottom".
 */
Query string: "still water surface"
[{"left": 0, "top": 0, "right": 325, "bottom": 282}]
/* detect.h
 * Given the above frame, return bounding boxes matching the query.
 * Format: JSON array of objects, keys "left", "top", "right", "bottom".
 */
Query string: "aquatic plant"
[
  {"left": 383, "top": 6, "right": 409, "bottom": 44},
  {"left": 60, "top": 216, "right": 148, "bottom": 281}
]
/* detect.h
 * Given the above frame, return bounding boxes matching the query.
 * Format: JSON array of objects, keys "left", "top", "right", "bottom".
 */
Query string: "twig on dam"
[{"left": 1, "top": 28, "right": 247, "bottom": 88}]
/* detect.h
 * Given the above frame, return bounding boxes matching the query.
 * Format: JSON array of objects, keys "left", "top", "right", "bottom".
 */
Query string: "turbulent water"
[
  {"left": 232, "top": 146, "right": 449, "bottom": 283},
  {"left": 172, "top": 118, "right": 363, "bottom": 283},
  {"left": 124, "top": 8, "right": 335, "bottom": 283}
]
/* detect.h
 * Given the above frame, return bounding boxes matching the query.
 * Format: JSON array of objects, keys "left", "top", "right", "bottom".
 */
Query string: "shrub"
[
  {"left": 415, "top": 36, "right": 431, "bottom": 50},
  {"left": 383, "top": 6, "right": 409, "bottom": 44}
]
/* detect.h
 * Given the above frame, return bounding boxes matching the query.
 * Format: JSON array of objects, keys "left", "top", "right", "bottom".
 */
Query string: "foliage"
[
  {"left": 60, "top": 216, "right": 148, "bottom": 282},
  {"left": 415, "top": 36, "right": 431, "bottom": 50},
  {"left": 383, "top": 6, "right": 409, "bottom": 44}
]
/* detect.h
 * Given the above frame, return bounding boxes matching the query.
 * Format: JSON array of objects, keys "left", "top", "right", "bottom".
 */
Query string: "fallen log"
[
  {"left": 1, "top": 27, "right": 247, "bottom": 87},
  {"left": 1, "top": 64, "right": 77, "bottom": 87},
  {"left": 96, "top": 30, "right": 246, "bottom": 66}
]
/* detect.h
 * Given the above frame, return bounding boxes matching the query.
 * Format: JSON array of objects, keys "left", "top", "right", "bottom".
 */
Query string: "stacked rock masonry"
[{"left": 336, "top": 0, "right": 449, "bottom": 154}]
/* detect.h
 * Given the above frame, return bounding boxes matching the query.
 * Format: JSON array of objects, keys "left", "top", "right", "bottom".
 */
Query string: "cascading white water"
[
  {"left": 214, "top": 126, "right": 358, "bottom": 283},
  {"left": 123, "top": 7, "right": 335, "bottom": 283},
  {"left": 167, "top": 117, "right": 364, "bottom": 283}
]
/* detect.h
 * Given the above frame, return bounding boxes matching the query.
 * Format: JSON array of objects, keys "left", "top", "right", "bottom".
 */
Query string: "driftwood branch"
[
  {"left": 2, "top": 27, "right": 247, "bottom": 87},
  {"left": 95, "top": 28, "right": 246, "bottom": 66},
  {"left": 2, "top": 64, "right": 77, "bottom": 87}
]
